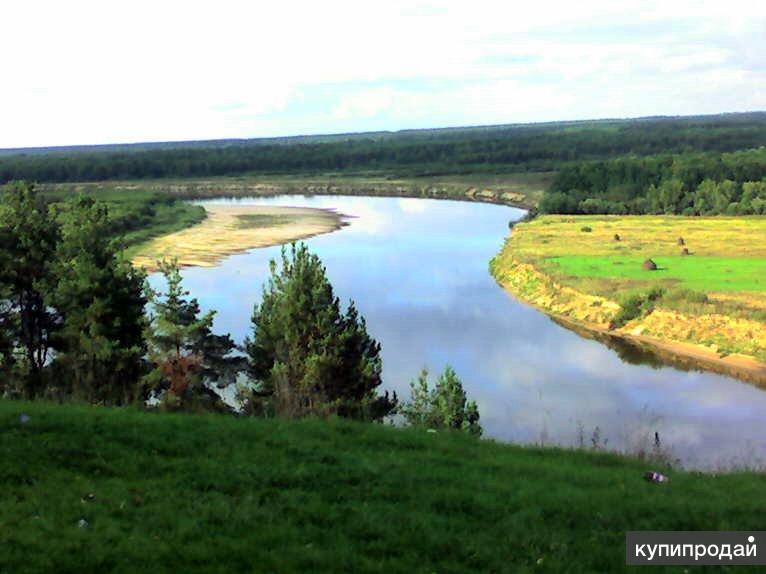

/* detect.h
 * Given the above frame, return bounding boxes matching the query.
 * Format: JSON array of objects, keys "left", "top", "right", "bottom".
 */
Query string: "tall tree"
[
  {"left": 50, "top": 197, "right": 147, "bottom": 404},
  {"left": 144, "top": 260, "right": 243, "bottom": 410},
  {"left": 0, "top": 182, "right": 60, "bottom": 397},
  {"left": 246, "top": 243, "right": 396, "bottom": 420}
]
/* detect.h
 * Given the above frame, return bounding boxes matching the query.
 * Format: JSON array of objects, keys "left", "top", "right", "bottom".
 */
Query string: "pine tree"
[
  {"left": 245, "top": 243, "right": 396, "bottom": 420},
  {"left": 0, "top": 182, "right": 60, "bottom": 397},
  {"left": 144, "top": 259, "right": 243, "bottom": 410},
  {"left": 50, "top": 197, "right": 147, "bottom": 404}
]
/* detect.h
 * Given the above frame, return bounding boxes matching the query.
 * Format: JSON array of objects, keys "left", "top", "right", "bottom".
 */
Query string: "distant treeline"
[
  {"left": 541, "top": 147, "right": 766, "bottom": 215},
  {"left": 2, "top": 113, "right": 766, "bottom": 183}
]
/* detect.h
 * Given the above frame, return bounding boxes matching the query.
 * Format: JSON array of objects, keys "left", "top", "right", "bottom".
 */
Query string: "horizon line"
[{"left": 1, "top": 109, "right": 764, "bottom": 154}]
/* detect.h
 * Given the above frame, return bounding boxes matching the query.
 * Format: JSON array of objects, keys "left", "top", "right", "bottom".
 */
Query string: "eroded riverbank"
[{"left": 490, "top": 215, "right": 766, "bottom": 385}]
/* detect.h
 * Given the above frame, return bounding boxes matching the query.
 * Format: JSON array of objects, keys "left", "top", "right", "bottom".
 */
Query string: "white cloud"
[
  {"left": 1, "top": 0, "right": 765, "bottom": 146},
  {"left": 332, "top": 88, "right": 397, "bottom": 120}
]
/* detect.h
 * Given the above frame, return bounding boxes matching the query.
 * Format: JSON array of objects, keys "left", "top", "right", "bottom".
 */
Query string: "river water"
[{"left": 152, "top": 195, "right": 766, "bottom": 469}]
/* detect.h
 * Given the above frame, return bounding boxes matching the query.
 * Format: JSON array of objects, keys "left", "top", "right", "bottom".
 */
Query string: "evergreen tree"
[
  {"left": 0, "top": 182, "right": 60, "bottom": 397},
  {"left": 50, "top": 197, "right": 147, "bottom": 404},
  {"left": 144, "top": 259, "right": 243, "bottom": 410},
  {"left": 245, "top": 243, "right": 396, "bottom": 420},
  {"left": 400, "top": 366, "right": 482, "bottom": 436}
]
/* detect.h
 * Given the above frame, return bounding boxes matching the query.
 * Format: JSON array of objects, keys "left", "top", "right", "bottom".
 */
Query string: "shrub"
[
  {"left": 580, "top": 226, "right": 592, "bottom": 232},
  {"left": 611, "top": 287, "right": 665, "bottom": 329},
  {"left": 400, "top": 366, "right": 482, "bottom": 436}
]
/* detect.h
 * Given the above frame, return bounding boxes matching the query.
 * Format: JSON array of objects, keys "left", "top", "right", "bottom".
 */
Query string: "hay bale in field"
[
  {"left": 613, "top": 233, "right": 621, "bottom": 241},
  {"left": 677, "top": 237, "right": 685, "bottom": 246},
  {"left": 642, "top": 259, "right": 658, "bottom": 271},
  {"left": 680, "top": 248, "right": 690, "bottom": 256}
]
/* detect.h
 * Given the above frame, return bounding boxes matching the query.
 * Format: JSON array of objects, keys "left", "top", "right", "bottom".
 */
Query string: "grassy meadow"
[
  {"left": 39, "top": 188, "right": 207, "bottom": 250},
  {"left": 545, "top": 255, "right": 766, "bottom": 293},
  {"left": 2, "top": 400, "right": 766, "bottom": 573},
  {"left": 492, "top": 215, "right": 766, "bottom": 365},
  {"left": 508, "top": 215, "right": 766, "bottom": 310}
]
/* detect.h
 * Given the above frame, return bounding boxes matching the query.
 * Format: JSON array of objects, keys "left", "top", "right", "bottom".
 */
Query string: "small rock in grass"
[
  {"left": 19, "top": 413, "right": 30, "bottom": 425},
  {"left": 77, "top": 518, "right": 89, "bottom": 529}
]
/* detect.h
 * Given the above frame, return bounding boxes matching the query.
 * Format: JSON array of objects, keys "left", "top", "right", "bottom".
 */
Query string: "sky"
[{"left": 2, "top": 0, "right": 765, "bottom": 148}]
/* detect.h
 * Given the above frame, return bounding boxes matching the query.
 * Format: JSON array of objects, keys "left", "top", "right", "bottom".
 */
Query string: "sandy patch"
[{"left": 131, "top": 204, "right": 347, "bottom": 272}]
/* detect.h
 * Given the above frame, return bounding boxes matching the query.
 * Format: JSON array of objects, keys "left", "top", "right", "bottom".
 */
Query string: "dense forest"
[
  {"left": 2, "top": 113, "right": 766, "bottom": 183},
  {"left": 541, "top": 147, "right": 766, "bottom": 215}
]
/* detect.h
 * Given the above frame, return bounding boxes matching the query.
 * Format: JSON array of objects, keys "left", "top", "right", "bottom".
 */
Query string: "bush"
[
  {"left": 400, "top": 366, "right": 482, "bottom": 436},
  {"left": 611, "top": 287, "right": 665, "bottom": 329}
]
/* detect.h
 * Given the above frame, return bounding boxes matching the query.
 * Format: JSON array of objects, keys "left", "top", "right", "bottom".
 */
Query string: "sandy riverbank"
[
  {"left": 491, "top": 257, "right": 766, "bottom": 385},
  {"left": 131, "top": 204, "right": 347, "bottom": 272}
]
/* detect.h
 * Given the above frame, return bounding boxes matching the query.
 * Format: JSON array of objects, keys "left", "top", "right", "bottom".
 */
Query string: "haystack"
[
  {"left": 642, "top": 259, "right": 658, "bottom": 271},
  {"left": 677, "top": 237, "right": 685, "bottom": 246},
  {"left": 614, "top": 233, "right": 621, "bottom": 241},
  {"left": 680, "top": 248, "right": 690, "bottom": 256}
]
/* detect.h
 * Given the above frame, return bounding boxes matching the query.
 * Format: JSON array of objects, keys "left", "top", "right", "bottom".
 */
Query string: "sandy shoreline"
[
  {"left": 493, "top": 265, "right": 766, "bottom": 386},
  {"left": 131, "top": 204, "right": 347, "bottom": 272},
  {"left": 549, "top": 311, "right": 766, "bottom": 387}
]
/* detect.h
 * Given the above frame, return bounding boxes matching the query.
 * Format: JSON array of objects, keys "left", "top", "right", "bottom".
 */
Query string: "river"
[{"left": 150, "top": 195, "right": 766, "bottom": 469}]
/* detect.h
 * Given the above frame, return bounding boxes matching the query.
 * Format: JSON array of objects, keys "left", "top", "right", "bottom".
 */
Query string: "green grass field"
[
  {"left": 1, "top": 400, "right": 765, "bottom": 573},
  {"left": 39, "top": 187, "right": 207, "bottom": 255},
  {"left": 508, "top": 215, "right": 766, "bottom": 309},
  {"left": 543, "top": 255, "right": 766, "bottom": 292}
]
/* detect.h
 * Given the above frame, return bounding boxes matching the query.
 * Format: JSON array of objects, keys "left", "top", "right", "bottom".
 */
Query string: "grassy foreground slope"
[
  {"left": 491, "top": 216, "right": 766, "bottom": 378},
  {"left": 2, "top": 401, "right": 765, "bottom": 573}
]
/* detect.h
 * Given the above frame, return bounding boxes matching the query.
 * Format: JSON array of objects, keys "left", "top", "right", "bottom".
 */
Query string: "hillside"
[{"left": 1, "top": 400, "right": 764, "bottom": 573}]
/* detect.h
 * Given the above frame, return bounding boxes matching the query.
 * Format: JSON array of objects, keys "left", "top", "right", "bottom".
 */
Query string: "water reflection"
[{"left": 150, "top": 195, "right": 766, "bottom": 469}]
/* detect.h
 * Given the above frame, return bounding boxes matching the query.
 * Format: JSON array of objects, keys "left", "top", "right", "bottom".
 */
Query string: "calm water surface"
[{"left": 152, "top": 195, "right": 766, "bottom": 469}]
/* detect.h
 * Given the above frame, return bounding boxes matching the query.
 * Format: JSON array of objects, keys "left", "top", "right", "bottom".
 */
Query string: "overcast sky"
[{"left": 2, "top": 0, "right": 765, "bottom": 148}]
